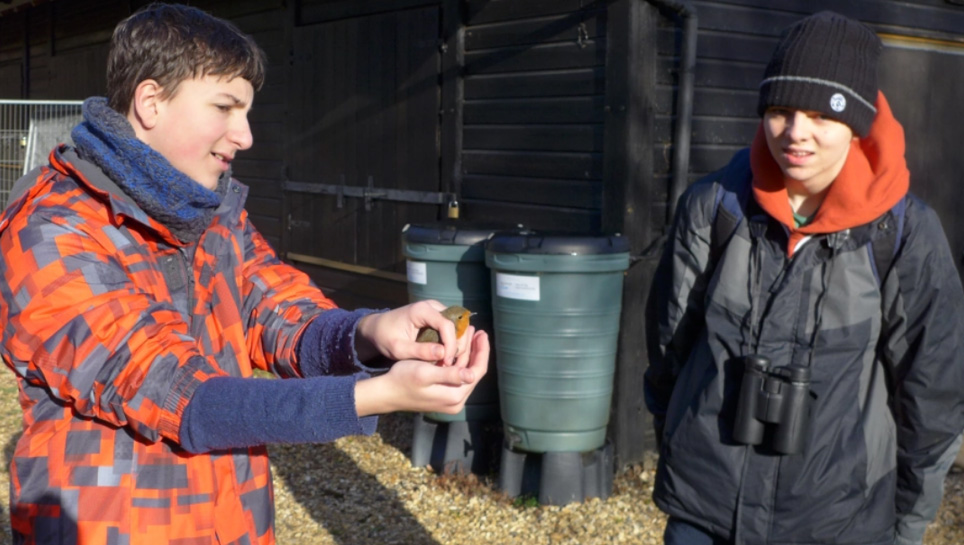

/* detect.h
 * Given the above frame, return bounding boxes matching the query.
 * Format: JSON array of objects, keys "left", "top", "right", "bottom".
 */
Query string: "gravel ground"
[{"left": 0, "top": 369, "right": 961, "bottom": 544}]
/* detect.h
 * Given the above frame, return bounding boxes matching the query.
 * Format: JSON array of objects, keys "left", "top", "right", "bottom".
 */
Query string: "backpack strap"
[
  {"left": 867, "top": 196, "right": 907, "bottom": 286},
  {"left": 868, "top": 196, "right": 908, "bottom": 405},
  {"left": 710, "top": 148, "right": 753, "bottom": 267}
]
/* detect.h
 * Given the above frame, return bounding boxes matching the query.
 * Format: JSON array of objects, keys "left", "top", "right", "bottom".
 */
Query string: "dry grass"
[{"left": 0, "top": 368, "right": 960, "bottom": 544}]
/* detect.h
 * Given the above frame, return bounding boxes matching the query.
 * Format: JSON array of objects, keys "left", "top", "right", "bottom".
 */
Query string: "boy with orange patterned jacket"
[{"left": 0, "top": 3, "right": 489, "bottom": 543}]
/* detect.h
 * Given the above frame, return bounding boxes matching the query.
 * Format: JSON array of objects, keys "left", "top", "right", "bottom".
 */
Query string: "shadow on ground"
[{"left": 269, "top": 413, "right": 443, "bottom": 545}]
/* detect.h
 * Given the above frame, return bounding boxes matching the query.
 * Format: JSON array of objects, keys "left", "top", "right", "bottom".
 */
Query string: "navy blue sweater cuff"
[
  {"left": 297, "top": 308, "right": 385, "bottom": 377},
  {"left": 178, "top": 375, "right": 378, "bottom": 454}
]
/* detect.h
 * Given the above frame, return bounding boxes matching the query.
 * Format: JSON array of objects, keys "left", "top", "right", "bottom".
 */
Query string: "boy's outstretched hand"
[
  {"left": 355, "top": 300, "right": 472, "bottom": 366},
  {"left": 354, "top": 329, "right": 490, "bottom": 416}
]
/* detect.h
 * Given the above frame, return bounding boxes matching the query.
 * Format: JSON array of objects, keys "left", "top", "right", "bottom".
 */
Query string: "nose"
[
  {"left": 784, "top": 111, "right": 811, "bottom": 141},
  {"left": 230, "top": 114, "right": 254, "bottom": 151}
]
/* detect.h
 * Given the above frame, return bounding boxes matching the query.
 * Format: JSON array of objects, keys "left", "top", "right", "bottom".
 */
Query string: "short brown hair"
[{"left": 107, "top": 2, "right": 266, "bottom": 114}]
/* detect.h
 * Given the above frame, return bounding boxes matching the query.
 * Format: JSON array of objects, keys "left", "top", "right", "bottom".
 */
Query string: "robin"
[{"left": 416, "top": 305, "right": 473, "bottom": 344}]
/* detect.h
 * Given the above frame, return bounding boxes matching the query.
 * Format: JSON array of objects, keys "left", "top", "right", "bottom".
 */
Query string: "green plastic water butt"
[
  {"left": 402, "top": 221, "right": 516, "bottom": 422},
  {"left": 485, "top": 232, "right": 630, "bottom": 453}
]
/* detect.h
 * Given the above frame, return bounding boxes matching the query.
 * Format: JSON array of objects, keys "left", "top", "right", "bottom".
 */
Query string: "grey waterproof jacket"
[{"left": 644, "top": 152, "right": 964, "bottom": 545}]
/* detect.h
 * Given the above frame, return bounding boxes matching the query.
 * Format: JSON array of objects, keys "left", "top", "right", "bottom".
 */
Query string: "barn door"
[{"left": 284, "top": 2, "right": 445, "bottom": 307}]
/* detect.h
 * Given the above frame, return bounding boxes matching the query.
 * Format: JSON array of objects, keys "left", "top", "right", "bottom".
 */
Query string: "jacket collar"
[{"left": 49, "top": 145, "right": 247, "bottom": 247}]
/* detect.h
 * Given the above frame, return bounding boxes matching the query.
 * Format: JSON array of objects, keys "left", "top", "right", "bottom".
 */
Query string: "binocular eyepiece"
[{"left": 732, "top": 355, "right": 812, "bottom": 455}]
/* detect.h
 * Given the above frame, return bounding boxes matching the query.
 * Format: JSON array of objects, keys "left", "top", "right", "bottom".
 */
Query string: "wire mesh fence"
[{"left": 0, "top": 99, "right": 83, "bottom": 209}]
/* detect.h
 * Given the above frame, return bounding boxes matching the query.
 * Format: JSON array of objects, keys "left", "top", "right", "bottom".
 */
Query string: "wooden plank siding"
[
  {"left": 459, "top": 1, "right": 609, "bottom": 232},
  {"left": 298, "top": 0, "right": 439, "bottom": 24},
  {"left": 284, "top": 4, "right": 442, "bottom": 280},
  {"left": 279, "top": 1, "right": 455, "bottom": 309},
  {"left": 0, "top": 9, "right": 27, "bottom": 64},
  {"left": 466, "top": 0, "right": 593, "bottom": 25},
  {"left": 602, "top": 0, "right": 659, "bottom": 468},
  {"left": 221, "top": 4, "right": 288, "bottom": 248}
]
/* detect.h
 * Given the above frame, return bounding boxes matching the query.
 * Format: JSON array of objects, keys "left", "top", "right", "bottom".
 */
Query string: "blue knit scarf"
[{"left": 71, "top": 97, "right": 227, "bottom": 243}]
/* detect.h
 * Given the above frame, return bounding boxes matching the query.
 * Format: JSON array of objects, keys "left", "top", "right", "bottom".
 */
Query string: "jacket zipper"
[
  {"left": 738, "top": 219, "right": 796, "bottom": 543},
  {"left": 176, "top": 245, "right": 196, "bottom": 327}
]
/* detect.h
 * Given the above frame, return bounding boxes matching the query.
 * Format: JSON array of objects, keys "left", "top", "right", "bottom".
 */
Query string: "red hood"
[{"left": 750, "top": 91, "right": 910, "bottom": 256}]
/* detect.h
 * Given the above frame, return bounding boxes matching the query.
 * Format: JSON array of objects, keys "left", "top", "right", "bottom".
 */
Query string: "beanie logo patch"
[
  {"left": 830, "top": 93, "right": 847, "bottom": 113},
  {"left": 760, "top": 76, "right": 877, "bottom": 114}
]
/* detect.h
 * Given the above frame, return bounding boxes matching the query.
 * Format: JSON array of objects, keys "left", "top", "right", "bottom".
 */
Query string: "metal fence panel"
[{"left": 0, "top": 100, "right": 83, "bottom": 209}]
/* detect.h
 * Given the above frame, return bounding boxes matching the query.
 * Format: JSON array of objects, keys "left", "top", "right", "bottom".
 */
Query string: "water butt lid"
[
  {"left": 402, "top": 220, "right": 524, "bottom": 246},
  {"left": 486, "top": 230, "right": 629, "bottom": 256}
]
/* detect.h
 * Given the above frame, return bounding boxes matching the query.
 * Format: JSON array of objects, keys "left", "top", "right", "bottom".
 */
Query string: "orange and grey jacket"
[{"left": 0, "top": 145, "right": 353, "bottom": 543}]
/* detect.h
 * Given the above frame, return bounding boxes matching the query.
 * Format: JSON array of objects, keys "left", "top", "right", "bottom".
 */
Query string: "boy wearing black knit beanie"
[{"left": 646, "top": 11, "right": 964, "bottom": 545}]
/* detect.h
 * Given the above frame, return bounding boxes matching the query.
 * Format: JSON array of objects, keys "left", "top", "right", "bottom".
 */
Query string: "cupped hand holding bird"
[
  {"left": 354, "top": 326, "right": 489, "bottom": 416},
  {"left": 355, "top": 300, "right": 475, "bottom": 367},
  {"left": 353, "top": 300, "right": 489, "bottom": 416}
]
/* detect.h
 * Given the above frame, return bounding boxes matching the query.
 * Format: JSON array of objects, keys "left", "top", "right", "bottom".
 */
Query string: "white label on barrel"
[
  {"left": 496, "top": 273, "right": 540, "bottom": 301},
  {"left": 407, "top": 260, "right": 427, "bottom": 285}
]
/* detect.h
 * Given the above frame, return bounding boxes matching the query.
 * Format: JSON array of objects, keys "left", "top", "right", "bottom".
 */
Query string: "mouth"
[
  {"left": 782, "top": 147, "right": 813, "bottom": 165},
  {"left": 213, "top": 152, "right": 233, "bottom": 169}
]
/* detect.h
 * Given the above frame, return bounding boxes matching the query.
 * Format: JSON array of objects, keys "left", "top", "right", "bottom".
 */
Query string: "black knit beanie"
[{"left": 758, "top": 11, "right": 882, "bottom": 137}]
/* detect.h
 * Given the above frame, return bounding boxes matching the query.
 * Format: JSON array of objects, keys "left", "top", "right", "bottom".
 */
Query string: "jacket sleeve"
[
  {"left": 880, "top": 198, "right": 964, "bottom": 545},
  {"left": 644, "top": 179, "right": 718, "bottom": 441},
  {"left": 0, "top": 184, "right": 224, "bottom": 443},
  {"left": 178, "top": 373, "right": 378, "bottom": 454},
  {"left": 236, "top": 212, "right": 341, "bottom": 378}
]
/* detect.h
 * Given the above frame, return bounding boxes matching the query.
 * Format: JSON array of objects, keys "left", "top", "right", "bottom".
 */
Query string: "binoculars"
[{"left": 732, "top": 355, "right": 812, "bottom": 455}]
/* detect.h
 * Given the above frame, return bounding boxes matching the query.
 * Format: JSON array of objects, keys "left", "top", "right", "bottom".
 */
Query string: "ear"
[{"left": 128, "top": 79, "right": 164, "bottom": 132}]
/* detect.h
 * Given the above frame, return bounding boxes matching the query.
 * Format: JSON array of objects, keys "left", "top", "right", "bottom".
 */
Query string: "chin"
[
  {"left": 193, "top": 177, "right": 218, "bottom": 191},
  {"left": 782, "top": 168, "right": 814, "bottom": 183}
]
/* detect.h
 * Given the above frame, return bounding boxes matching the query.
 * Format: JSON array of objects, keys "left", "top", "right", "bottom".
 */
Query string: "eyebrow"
[{"left": 217, "top": 93, "right": 249, "bottom": 108}]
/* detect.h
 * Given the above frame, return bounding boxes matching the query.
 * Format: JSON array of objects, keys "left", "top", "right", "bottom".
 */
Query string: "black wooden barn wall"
[
  {"left": 283, "top": 0, "right": 447, "bottom": 309},
  {"left": 459, "top": 1, "right": 607, "bottom": 231},
  {"left": 282, "top": 0, "right": 621, "bottom": 310},
  {"left": 2, "top": 0, "right": 964, "bottom": 468}
]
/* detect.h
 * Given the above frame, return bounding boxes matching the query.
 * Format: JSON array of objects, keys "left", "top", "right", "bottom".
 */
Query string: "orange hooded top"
[{"left": 750, "top": 91, "right": 910, "bottom": 256}]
